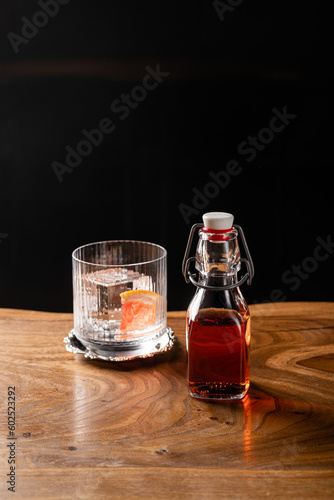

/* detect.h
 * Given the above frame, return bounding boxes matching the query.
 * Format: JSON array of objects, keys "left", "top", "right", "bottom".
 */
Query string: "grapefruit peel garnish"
[{"left": 119, "top": 289, "right": 161, "bottom": 334}]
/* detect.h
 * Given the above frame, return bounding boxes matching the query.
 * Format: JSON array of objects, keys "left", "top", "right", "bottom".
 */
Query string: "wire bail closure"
[{"left": 182, "top": 223, "right": 255, "bottom": 291}]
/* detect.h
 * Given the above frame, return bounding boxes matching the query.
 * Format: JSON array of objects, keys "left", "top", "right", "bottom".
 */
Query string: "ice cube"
[{"left": 81, "top": 268, "right": 153, "bottom": 334}]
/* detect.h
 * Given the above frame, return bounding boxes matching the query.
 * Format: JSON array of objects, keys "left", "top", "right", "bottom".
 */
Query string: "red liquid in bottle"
[{"left": 187, "top": 308, "right": 250, "bottom": 400}]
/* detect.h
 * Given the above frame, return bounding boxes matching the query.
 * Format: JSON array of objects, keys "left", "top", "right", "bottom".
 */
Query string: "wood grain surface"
[{"left": 0, "top": 302, "right": 333, "bottom": 499}]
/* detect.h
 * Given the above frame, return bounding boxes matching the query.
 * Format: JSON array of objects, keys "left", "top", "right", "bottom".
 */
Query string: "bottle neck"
[
  {"left": 198, "top": 273, "right": 237, "bottom": 288},
  {"left": 195, "top": 228, "right": 241, "bottom": 277}
]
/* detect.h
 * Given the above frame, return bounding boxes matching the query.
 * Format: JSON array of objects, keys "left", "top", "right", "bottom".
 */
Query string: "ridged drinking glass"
[{"left": 72, "top": 240, "right": 167, "bottom": 357}]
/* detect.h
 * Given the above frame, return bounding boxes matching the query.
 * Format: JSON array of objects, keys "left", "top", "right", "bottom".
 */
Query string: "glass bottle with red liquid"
[{"left": 182, "top": 212, "right": 254, "bottom": 401}]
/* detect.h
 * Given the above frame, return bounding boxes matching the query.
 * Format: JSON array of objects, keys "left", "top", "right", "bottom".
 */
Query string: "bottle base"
[{"left": 188, "top": 381, "right": 249, "bottom": 401}]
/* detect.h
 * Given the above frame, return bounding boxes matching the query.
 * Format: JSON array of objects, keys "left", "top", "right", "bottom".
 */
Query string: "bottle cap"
[{"left": 202, "top": 212, "right": 234, "bottom": 231}]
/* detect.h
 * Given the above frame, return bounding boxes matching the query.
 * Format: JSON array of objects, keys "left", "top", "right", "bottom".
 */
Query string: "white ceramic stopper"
[{"left": 202, "top": 212, "right": 234, "bottom": 230}]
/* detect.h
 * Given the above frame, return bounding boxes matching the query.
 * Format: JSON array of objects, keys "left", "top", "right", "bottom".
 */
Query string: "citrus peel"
[{"left": 119, "top": 289, "right": 160, "bottom": 333}]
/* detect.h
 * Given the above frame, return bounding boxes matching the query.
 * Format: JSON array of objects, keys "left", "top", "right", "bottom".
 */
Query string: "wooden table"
[{"left": 0, "top": 303, "right": 333, "bottom": 499}]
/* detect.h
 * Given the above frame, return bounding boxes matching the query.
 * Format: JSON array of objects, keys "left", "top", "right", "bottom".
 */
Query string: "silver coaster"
[{"left": 64, "top": 327, "right": 176, "bottom": 362}]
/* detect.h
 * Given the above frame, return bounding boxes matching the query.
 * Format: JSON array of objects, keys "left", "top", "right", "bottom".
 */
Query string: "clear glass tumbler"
[{"left": 72, "top": 240, "right": 167, "bottom": 359}]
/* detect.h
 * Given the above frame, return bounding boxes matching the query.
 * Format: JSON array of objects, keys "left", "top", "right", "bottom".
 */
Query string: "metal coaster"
[{"left": 64, "top": 327, "right": 176, "bottom": 362}]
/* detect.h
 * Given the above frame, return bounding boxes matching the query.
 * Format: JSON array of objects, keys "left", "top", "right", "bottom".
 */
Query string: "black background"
[{"left": 0, "top": 0, "right": 333, "bottom": 312}]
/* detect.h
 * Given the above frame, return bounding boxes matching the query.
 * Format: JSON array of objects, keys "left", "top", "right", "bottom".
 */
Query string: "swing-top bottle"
[{"left": 184, "top": 212, "right": 254, "bottom": 401}]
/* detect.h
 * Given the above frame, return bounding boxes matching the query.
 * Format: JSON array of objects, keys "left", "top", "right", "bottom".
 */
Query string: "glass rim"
[{"left": 72, "top": 240, "right": 167, "bottom": 267}]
